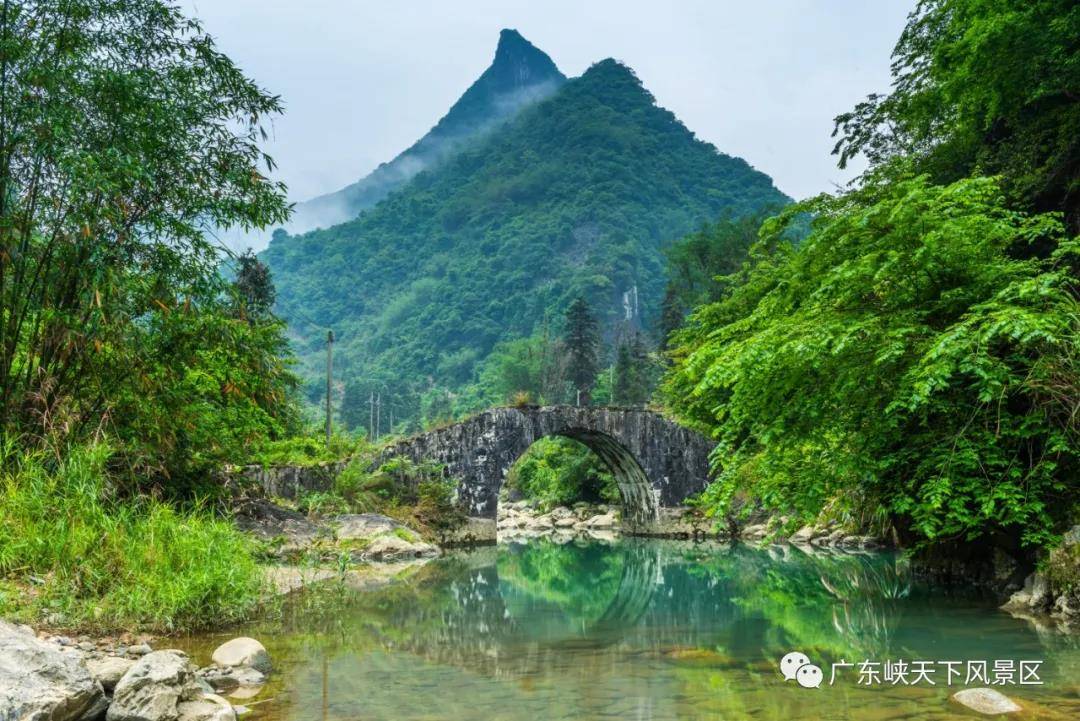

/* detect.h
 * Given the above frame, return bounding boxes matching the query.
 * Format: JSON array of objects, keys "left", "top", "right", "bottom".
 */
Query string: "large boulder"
[
  {"left": 333, "top": 514, "right": 401, "bottom": 540},
  {"left": 0, "top": 620, "right": 106, "bottom": 721},
  {"left": 951, "top": 688, "right": 1022, "bottom": 715},
  {"left": 86, "top": 656, "right": 136, "bottom": 692},
  {"left": 1002, "top": 572, "right": 1051, "bottom": 613},
  {"left": 210, "top": 639, "right": 270, "bottom": 675},
  {"left": 107, "top": 650, "right": 232, "bottom": 721}
]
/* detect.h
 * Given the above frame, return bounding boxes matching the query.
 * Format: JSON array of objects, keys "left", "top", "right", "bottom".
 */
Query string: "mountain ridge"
[{"left": 289, "top": 29, "right": 566, "bottom": 233}]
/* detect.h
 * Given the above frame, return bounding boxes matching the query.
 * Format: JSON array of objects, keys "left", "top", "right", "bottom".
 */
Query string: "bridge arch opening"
[{"left": 502, "top": 428, "right": 658, "bottom": 525}]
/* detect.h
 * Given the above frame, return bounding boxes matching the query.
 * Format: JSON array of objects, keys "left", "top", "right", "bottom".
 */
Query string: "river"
[{"left": 178, "top": 538, "right": 1080, "bottom": 720}]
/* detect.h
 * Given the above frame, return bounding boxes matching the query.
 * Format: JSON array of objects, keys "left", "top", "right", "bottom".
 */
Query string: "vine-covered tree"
[
  {"left": 563, "top": 297, "right": 600, "bottom": 405},
  {"left": 234, "top": 249, "right": 277, "bottom": 318}
]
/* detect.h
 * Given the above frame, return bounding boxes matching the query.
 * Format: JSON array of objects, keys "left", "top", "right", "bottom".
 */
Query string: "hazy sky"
[{"left": 186, "top": 0, "right": 912, "bottom": 208}]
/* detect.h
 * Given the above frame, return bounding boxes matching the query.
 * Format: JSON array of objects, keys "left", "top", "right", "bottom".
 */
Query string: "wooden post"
[{"left": 325, "top": 330, "right": 334, "bottom": 447}]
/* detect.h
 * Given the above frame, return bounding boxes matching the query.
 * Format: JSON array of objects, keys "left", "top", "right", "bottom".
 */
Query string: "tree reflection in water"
[{"left": 193, "top": 540, "right": 1079, "bottom": 721}]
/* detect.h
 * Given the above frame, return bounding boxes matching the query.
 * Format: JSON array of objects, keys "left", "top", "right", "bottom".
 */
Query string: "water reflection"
[{"left": 185, "top": 540, "right": 1080, "bottom": 721}]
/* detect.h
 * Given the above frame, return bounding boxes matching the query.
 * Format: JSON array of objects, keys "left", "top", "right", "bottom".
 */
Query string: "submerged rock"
[
  {"left": 177, "top": 694, "right": 235, "bottom": 721},
  {"left": 951, "top": 687, "right": 1022, "bottom": 715},
  {"left": 0, "top": 620, "right": 106, "bottom": 721},
  {"left": 199, "top": 664, "right": 267, "bottom": 692}
]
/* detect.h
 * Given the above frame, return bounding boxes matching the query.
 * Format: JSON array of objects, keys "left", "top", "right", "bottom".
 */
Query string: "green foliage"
[
  {"left": 250, "top": 432, "right": 369, "bottom": 467},
  {"left": 0, "top": 441, "right": 265, "bottom": 632},
  {"left": 507, "top": 437, "right": 618, "bottom": 508},
  {"left": 611, "top": 331, "right": 657, "bottom": 406},
  {"left": 264, "top": 59, "right": 787, "bottom": 425},
  {"left": 832, "top": 0, "right": 1080, "bottom": 229},
  {"left": 665, "top": 175, "right": 1079, "bottom": 548},
  {"left": 663, "top": 212, "right": 774, "bottom": 317},
  {"left": 234, "top": 250, "right": 277, "bottom": 318},
  {"left": 332, "top": 457, "right": 406, "bottom": 513},
  {"left": 563, "top": 297, "right": 601, "bottom": 402},
  {"left": 415, "top": 478, "right": 467, "bottom": 533},
  {"left": 0, "top": 0, "right": 296, "bottom": 490},
  {"left": 294, "top": 451, "right": 467, "bottom": 533},
  {"left": 470, "top": 319, "right": 577, "bottom": 410}
]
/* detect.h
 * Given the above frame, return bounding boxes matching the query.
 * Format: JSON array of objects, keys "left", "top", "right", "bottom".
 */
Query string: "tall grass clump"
[{"left": 0, "top": 440, "right": 265, "bottom": 632}]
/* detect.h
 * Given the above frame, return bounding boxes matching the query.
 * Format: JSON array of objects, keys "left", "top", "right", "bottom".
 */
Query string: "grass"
[
  {"left": 0, "top": 439, "right": 266, "bottom": 633},
  {"left": 249, "top": 432, "right": 369, "bottom": 467}
]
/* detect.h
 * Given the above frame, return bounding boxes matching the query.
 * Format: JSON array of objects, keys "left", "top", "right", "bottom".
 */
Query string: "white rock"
[
  {"left": 0, "top": 620, "right": 105, "bottom": 721},
  {"left": 210, "top": 639, "right": 271, "bottom": 675},
  {"left": 526, "top": 515, "right": 554, "bottom": 531},
  {"left": 584, "top": 512, "right": 617, "bottom": 529},
  {"left": 361, "top": 534, "right": 438, "bottom": 562},
  {"left": 789, "top": 525, "right": 815, "bottom": 545},
  {"left": 334, "top": 513, "right": 400, "bottom": 540},
  {"left": 86, "top": 655, "right": 136, "bottom": 692},
  {"left": 951, "top": 688, "right": 1022, "bottom": 715},
  {"left": 741, "top": 523, "right": 768, "bottom": 540},
  {"left": 107, "top": 650, "right": 201, "bottom": 721}
]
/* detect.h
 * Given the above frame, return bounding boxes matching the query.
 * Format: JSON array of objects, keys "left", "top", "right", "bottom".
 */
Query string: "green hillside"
[{"left": 264, "top": 58, "right": 788, "bottom": 428}]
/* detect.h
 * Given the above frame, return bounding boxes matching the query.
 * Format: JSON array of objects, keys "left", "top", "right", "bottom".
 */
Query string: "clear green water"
[{"left": 180, "top": 539, "right": 1080, "bottom": 720}]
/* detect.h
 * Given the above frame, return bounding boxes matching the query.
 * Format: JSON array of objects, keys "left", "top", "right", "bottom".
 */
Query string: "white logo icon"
[
  {"left": 780, "top": 651, "right": 811, "bottom": 682},
  {"left": 780, "top": 651, "right": 821, "bottom": 688},
  {"left": 797, "top": 663, "right": 823, "bottom": 688}
]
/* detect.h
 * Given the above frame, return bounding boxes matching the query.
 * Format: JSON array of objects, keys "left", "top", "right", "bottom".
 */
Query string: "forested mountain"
[
  {"left": 290, "top": 29, "right": 566, "bottom": 232},
  {"left": 264, "top": 48, "right": 788, "bottom": 428}
]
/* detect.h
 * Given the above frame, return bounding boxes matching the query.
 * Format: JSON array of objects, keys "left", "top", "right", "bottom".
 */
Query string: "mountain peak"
[
  {"left": 487, "top": 29, "right": 563, "bottom": 90},
  {"left": 284, "top": 29, "right": 565, "bottom": 234}
]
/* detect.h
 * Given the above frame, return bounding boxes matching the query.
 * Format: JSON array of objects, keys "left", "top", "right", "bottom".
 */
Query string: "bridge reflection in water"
[{"left": 190, "top": 540, "right": 1080, "bottom": 721}]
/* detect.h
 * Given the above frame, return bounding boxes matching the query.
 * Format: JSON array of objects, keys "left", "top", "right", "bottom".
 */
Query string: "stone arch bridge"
[{"left": 378, "top": 405, "right": 714, "bottom": 531}]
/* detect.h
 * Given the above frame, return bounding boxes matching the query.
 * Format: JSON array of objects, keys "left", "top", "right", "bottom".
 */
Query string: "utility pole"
[
  {"left": 325, "top": 330, "right": 334, "bottom": 447},
  {"left": 375, "top": 392, "right": 381, "bottom": 441},
  {"left": 369, "top": 390, "right": 374, "bottom": 440}
]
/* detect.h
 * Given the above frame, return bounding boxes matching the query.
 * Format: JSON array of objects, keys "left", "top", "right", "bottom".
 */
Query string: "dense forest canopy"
[
  {"left": 664, "top": 0, "right": 1079, "bottom": 553},
  {"left": 264, "top": 56, "right": 788, "bottom": 429}
]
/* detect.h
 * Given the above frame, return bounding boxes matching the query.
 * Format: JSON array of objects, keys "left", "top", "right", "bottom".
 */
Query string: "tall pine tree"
[
  {"left": 612, "top": 331, "right": 653, "bottom": 406},
  {"left": 563, "top": 297, "right": 599, "bottom": 405}
]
